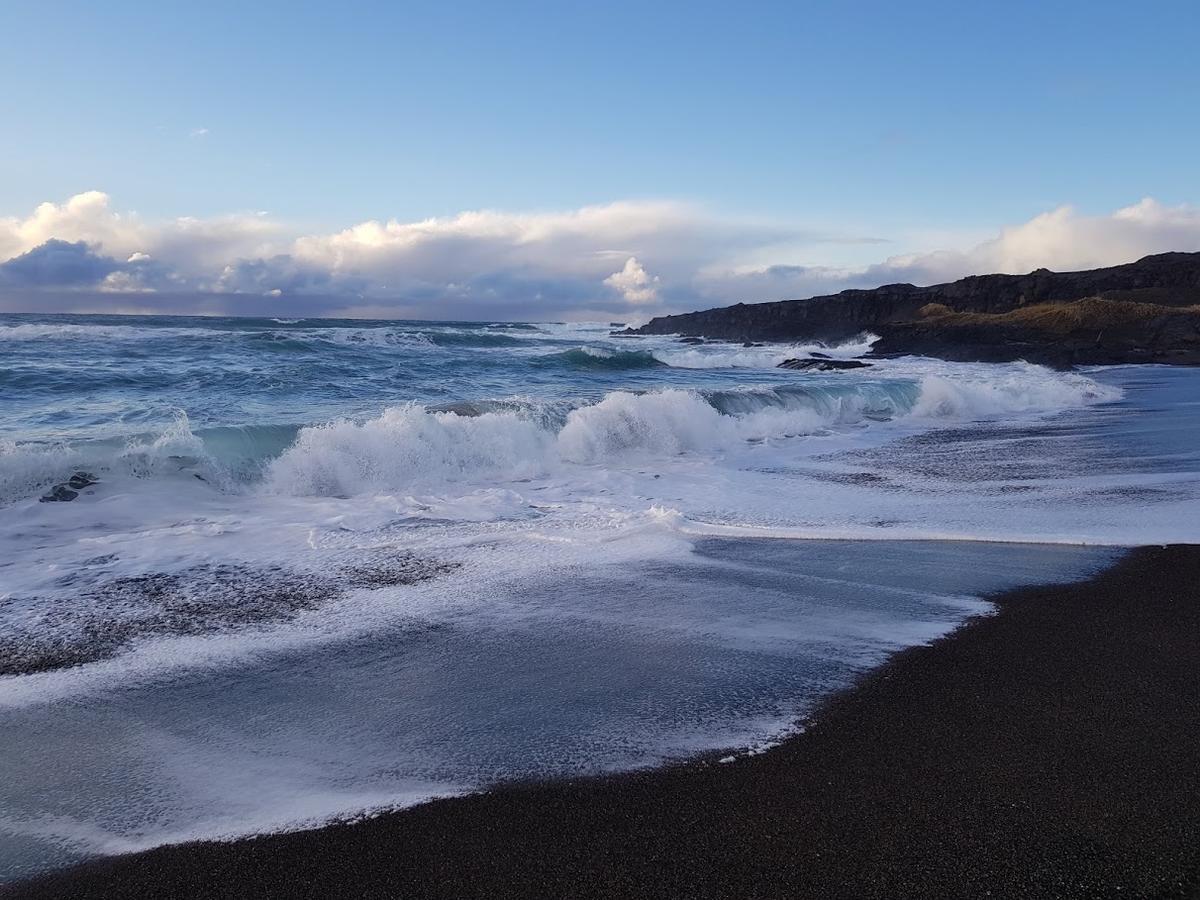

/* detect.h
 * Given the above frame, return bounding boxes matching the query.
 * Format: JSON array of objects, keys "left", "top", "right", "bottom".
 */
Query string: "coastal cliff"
[{"left": 630, "top": 252, "right": 1200, "bottom": 365}]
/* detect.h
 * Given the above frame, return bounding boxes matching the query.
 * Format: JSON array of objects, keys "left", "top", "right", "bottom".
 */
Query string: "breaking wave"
[
  {"left": 0, "top": 416, "right": 301, "bottom": 503},
  {"left": 266, "top": 406, "right": 553, "bottom": 496},
  {"left": 264, "top": 366, "right": 1118, "bottom": 497},
  {"left": 1, "top": 365, "right": 1120, "bottom": 503}
]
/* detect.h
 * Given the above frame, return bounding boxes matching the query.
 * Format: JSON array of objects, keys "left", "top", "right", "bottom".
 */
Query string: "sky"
[{"left": 1, "top": 0, "right": 1198, "bottom": 321}]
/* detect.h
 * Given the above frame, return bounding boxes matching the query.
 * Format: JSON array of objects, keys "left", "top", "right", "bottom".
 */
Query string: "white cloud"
[
  {"left": 0, "top": 192, "right": 144, "bottom": 263},
  {"left": 189, "top": 127, "right": 210, "bottom": 138},
  {"left": 604, "top": 256, "right": 660, "bottom": 305},
  {"left": 1, "top": 192, "right": 1197, "bottom": 319},
  {"left": 860, "top": 199, "right": 1200, "bottom": 286}
]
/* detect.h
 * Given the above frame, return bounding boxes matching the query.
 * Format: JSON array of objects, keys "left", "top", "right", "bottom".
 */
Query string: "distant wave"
[
  {"left": 650, "top": 334, "right": 879, "bottom": 370},
  {"left": 0, "top": 323, "right": 229, "bottom": 342},
  {"left": 0, "top": 321, "right": 529, "bottom": 350},
  {"left": 534, "top": 346, "right": 667, "bottom": 371}
]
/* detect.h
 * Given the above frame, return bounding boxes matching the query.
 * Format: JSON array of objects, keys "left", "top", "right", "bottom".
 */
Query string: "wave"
[
  {"left": 908, "top": 368, "right": 1120, "bottom": 418},
  {"left": 296, "top": 328, "right": 528, "bottom": 350},
  {"left": 266, "top": 366, "right": 1118, "bottom": 496},
  {"left": 0, "top": 439, "right": 84, "bottom": 501},
  {"left": 283, "top": 329, "right": 433, "bottom": 349},
  {"left": 0, "top": 322, "right": 524, "bottom": 351},
  {"left": 423, "top": 330, "right": 529, "bottom": 348},
  {"left": 1, "top": 365, "right": 1120, "bottom": 503},
  {"left": 0, "top": 416, "right": 304, "bottom": 504},
  {"left": 0, "top": 323, "right": 229, "bottom": 342},
  {"left": 534, "top": 347, "right": 667, "bottom": 371},
  {"left": 649, "top": 334, "right": 879, "bottom": 370},
  {"left": 266, "top": 405, "right": 553, "bottom": 496}
]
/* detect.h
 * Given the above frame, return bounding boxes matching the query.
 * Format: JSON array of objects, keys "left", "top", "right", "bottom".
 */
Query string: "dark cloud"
[
  {"left": 0, "top": 239, "right": 120, "bottom": 287},
  {"left": 0, "top": 239, "right": 179, "bottom": 292}
]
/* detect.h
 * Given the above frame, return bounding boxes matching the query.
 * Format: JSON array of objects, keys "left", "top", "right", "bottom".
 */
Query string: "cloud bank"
[{"left": 1, "top": 192, "right": 1198, "bottom": 320}]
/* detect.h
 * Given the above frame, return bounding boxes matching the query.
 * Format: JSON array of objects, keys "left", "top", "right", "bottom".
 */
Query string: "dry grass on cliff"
[{"left": 917, "top": 297, "right": 1200, "bottom": 333}]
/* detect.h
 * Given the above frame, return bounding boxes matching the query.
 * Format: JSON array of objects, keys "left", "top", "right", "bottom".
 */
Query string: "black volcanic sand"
[{"left": 9, "top": 545, "right": 1200, "bottom": 899}]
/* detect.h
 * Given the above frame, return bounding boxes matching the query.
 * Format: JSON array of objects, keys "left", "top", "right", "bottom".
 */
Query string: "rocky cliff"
[{"left": 630, "top": 252, "right": 1200, "bottom": 365}]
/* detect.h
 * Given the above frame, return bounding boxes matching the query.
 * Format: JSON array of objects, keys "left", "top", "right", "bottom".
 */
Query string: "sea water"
[{"left": 1, "top": 314, "right": 1197, "bottom": 879}]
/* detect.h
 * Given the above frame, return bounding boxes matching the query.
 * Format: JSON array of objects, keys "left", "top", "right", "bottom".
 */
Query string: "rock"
[
  {"left": 742, "top": 342, "right": 764, "bottom": 347},
  {"left": 67, "top": 472, "right": 98, "bottom": 490},
  {"left": 678, "top": 336, "right": 706, "bottom": 344},
  {"left": 809, "top": 351, "right": 831, "bottom": 359},
  {"left": 630, "top": 252, "right": 1200, "bottom": 367},
  {"left": 777, "top": 358, "right": 872, "bottom": 371},
  {"left": 40, "top": 484, "right": 79, "bottom": 503},
  {"left": 871, "top": 298, "right": 1200, "bottom": 368}
]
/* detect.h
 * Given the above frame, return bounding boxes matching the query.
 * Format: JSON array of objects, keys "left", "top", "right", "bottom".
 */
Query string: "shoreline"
[{"left": 8, "top": 544, "right": 1200, "bottom": 898}]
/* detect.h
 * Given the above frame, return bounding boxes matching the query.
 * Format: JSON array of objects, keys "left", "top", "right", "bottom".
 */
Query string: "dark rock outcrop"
[
  {"left": 630, "top": 252, "right": 1200, "bottom": 365},
  {"left": 777, "top": 358, "right": 873, "bottom": 371},
  {"left": 872, "top": 298, "right": 1200, "bottom": 367}
]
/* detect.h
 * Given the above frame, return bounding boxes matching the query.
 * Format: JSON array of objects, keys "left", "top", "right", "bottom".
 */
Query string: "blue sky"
[{"left": 1, "top": 0, "right": 1198, "bottom": 319}]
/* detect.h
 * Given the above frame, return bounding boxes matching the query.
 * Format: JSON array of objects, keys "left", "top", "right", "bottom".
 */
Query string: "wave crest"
[{"left": 266, "top": 404, "right": 552, "bottom": 496}]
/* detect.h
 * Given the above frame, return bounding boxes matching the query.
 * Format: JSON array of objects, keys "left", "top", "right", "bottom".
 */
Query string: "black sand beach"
[{"left": 8, "top": 544, "right": 1200, "bottom": 899}]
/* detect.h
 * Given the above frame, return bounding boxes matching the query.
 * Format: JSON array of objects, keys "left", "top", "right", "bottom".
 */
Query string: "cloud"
[
  {"left": 0, "top": 192, "right": 1198, "bottom": 319},
  {"left": 0, "top": 239, "right": 120, "bottom": 287},
  {"left": 0, "top": 191, "right": 281, "bottom": 280},
  {"left": 0, "top": 192, "right": 143, "bottom": 263},
  {"left": 214, "top": 255, "right": 357, "bottom": 295},
  {"left": 189, "top": 127, "right": 209, "bottom": 138},
  {"left": 860, "top": 199, "right": 1200, "bottom": 287},
  {"left": 0, "top": 239, "right": 182, "bottom": 293},
  {"left": 604, "top": 257, "right": 661, "bottom": 305},
  {"left": 290, "top": 201, "right": 782, "bottom": 288}
]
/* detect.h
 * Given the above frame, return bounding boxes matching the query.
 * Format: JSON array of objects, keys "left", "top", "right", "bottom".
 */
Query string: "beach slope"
[{"left": 8, "top": 545, "right": 1200, "bottom": 899}]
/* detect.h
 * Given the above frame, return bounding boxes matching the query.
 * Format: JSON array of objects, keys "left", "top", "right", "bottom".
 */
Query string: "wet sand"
[{"left": 8, "top": 544, "right": 1200, "bottom": 899}]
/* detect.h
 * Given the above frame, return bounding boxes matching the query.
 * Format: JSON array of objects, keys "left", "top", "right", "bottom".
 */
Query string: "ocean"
[{"left": 1, "top": 313, "right": 1197, "bottom": 879}]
